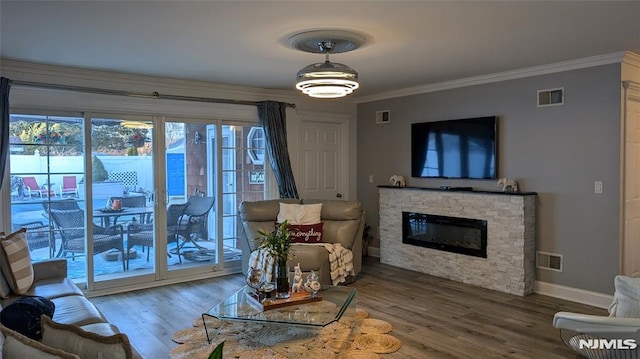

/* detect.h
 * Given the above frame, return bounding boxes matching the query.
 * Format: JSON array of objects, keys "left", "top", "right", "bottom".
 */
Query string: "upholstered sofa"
[
  {"left": 239, "top": 199, "right": 365, "bottom": 286},
  {"left": 0, "top": 258, "right": 141, "bottom": 358}
]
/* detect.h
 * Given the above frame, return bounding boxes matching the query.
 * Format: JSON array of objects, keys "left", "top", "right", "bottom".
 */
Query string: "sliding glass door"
[
  {"left": 8, "top": 110, "right": 266, "bottom": 291},
  {"left": 9, "top": 113, "right": 87, "bottom": 280},
  {"left": 89, "top": 114, "right": 156, "bottom": 286}
]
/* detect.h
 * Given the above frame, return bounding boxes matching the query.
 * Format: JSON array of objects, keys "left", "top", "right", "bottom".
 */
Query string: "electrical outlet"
[
  {"left": 368, "top": 175, "right": 374, "bottom": 184},
  {"left": 595, "top": 181, "right": 603, "bottom": 194}
]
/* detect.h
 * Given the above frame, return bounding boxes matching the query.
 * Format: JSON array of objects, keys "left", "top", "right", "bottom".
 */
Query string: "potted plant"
[
  {"left": 129, "top": 131, "right": 146, "bottom": 148},
  {"left": 258, "top": 221, "right": 292, "bottom": 299}
]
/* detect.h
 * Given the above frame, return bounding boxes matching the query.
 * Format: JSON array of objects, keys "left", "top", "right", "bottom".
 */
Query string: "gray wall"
[{"left": 357, "top": 64, "right": 621, "bottom": 294}]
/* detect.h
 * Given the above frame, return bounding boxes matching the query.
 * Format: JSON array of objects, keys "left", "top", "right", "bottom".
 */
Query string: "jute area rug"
[{"left": 170, "top": 309, "right": 402, "bottom": 359}]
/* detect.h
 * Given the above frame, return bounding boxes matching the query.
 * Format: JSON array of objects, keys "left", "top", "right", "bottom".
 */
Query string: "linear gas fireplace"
[{"left": 402, "top": 212, "right": 487, "bottom": 258}]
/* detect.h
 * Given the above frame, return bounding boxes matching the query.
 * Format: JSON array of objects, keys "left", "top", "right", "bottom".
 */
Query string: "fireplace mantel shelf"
[{"left": 377, "top": 185, "right": 537, "bottom": 196}]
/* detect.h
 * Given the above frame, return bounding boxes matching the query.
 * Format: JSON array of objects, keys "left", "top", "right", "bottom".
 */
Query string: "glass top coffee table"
[{"left": 202, "top": 285, "right": 357, "bottom": 343}]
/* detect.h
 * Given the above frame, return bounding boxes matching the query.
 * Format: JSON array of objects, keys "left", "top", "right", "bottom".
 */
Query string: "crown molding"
[
  {"left": 354, "top": 51, "right": 628, "bottom": 104},
  {"left": 623, "top": 51, "right": 640, "bottom": 69}
]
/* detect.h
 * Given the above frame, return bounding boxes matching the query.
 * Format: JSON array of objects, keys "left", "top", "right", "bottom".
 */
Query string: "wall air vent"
[
  {"left": 537, "top": 87, "right": 564, "bottom": 107},
  {"left": 536, "top": 251, "right": 563, "bottom": 272},
  {"left": 375, "top": 110, "right": 390, "bottom": 124}
]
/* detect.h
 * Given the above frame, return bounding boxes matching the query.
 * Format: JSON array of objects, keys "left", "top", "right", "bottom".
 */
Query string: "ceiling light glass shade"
[{"left": 296, "top": 61, "right": 359, "bottom": 98}]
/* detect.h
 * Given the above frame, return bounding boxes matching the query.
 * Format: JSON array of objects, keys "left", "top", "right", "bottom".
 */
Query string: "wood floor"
[{"left": 91, "top": 257, "right": 607, "bottom": 358}]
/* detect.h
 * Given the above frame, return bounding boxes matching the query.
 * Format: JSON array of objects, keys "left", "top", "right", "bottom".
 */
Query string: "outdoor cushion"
[{"left": 0, "top": 228, "right": 34, "bottom": 295}]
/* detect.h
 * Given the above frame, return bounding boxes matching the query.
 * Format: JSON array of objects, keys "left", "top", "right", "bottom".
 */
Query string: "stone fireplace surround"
[{"left": 379, "top": 186, "right": 536, "bottom": 296}]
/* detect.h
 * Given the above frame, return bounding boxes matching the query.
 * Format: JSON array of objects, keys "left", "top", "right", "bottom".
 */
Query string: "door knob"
[{"left": 336, "top": 193, "right": 343, "bottom": 198}]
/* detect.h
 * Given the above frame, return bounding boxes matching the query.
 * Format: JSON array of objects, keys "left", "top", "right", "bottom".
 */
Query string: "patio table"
[{"left": 93, "top": 206, "right": 154, "bottom": 227}]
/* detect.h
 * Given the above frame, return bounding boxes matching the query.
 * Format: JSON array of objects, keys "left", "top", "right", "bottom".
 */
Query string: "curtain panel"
[
  {"left": 0, "top": 78, "right": 10, "bottom": 190},
  {"left": 257, "top": 101, "right": 298, "bottom": 199}
]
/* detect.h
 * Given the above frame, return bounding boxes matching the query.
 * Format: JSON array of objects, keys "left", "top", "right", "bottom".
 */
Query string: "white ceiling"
[{"left": 1, "top": 1, "right": 639, "bottom": 99}]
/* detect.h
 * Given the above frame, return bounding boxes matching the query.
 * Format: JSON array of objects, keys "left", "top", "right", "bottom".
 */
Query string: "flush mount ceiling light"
[{"left": 288, "top": 30, "right": 365, "bottom": 99}]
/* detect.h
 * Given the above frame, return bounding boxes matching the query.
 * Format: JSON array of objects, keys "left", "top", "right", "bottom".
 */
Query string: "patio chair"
[
  {"left": 11, "top": 221, "right": 53, "bottom": 257},
  {"left": 127, "top": 202, "right": 189, "bottom": 268},
  {"left": 59, "top": 176, "right": 79, "bottom": 197},
  {"left": 43, "top": 199, "right": 81, "bottom": 212},
  {"left": 22, "top": 176, "right": 55, "bottom": 198},
  {"left": 48, "top": 208, "right": 125, "bottom": 271},
  {"left": 173, "top": 196, "right": 214, "bottom": 259},
  {"left": 168, "top": 202, "right": 191, "bottom": 263}
]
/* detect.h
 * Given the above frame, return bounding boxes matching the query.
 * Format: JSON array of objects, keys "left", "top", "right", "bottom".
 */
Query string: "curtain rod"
[{"left": 8, "top": 79, "right": 296, "bottom": 108}]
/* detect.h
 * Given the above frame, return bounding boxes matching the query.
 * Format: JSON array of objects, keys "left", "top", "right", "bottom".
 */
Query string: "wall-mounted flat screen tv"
[{"left": 411, "top": 116, "right": 497, "bottom": 179}]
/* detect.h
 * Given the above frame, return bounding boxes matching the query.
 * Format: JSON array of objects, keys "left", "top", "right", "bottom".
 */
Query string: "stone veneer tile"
[{"left": 379, "top": 188, "right": 536, "bottom": 296}]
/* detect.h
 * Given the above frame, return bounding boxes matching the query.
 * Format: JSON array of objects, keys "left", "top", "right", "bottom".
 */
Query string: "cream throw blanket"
[{"left": 248, "top": 243, "right": 354, "bottom": 286}]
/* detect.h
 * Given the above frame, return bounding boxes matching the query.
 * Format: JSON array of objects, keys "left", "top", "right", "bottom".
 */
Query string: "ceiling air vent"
[
  {"left": 536, "top": 251, "right": 563, "bottom": 272},
  {"left": 537, "top": 87, "right": 564, "bottom": 107},
  {"left": 375, "top": 110, "right": 390, "bottom": 124}
]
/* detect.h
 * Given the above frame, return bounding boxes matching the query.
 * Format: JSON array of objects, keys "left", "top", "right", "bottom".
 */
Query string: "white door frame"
[{"left": 621, "top": 80, "right": 640, "bottom": 275}]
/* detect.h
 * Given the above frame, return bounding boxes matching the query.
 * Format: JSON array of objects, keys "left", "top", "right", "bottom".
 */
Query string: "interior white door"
[
  {"left": 299, "top": 120, "right": 345, "bottom": 200},
  {"left": 623, "top": 83, "right": 640, "bottom": 275}
]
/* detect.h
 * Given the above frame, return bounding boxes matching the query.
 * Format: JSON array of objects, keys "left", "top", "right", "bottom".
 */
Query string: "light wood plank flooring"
[{"left": 91, "top": 257, "right": 607, "bottom": 358}]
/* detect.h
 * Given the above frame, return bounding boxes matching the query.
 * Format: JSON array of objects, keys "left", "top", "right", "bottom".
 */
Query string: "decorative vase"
[
  {"left": 303, "top": 270, "right": 321, "bottom": 298},
  {"left": 246, "top": 267, "right": 264, "bottom": 293},
  {"left": 274, "top": 257, "right": 290, "bottom": 299}
]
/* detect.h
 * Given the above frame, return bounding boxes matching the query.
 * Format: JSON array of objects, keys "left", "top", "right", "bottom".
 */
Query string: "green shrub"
[
  {"left": 126, "top": 146, "right": 139, "bottom": 156},
  {"left": 92, "top": 156, "right": 108, "bottom": 182}
]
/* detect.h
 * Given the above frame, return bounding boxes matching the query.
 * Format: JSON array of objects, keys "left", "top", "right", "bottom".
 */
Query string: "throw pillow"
[
  {"left": 0, "top": 231, "right": 11, "bottom": 299},
  {"left": 609, "top": 275, "right": 640, "bottom": 318},
  {"left": 277, "top": 203, "right": 322, "bottom": 225},
  {"left": 0, "top": 296, "right": 55, "bottom": 340},
  {"left": 1, "top": 324, "right": 80, "bottom": 359},
  {"left": 289, "top": 223, "right": 324, "bottom": 243},
  {"left": 41, "top": 315, "right": 134, "bottom": 359},
  {"left": 0, "top": 228, "right": 34, "bottom": 295}
]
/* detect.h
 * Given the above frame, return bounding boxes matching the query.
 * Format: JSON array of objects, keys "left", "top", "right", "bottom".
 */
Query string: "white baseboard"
[
  {"left": 535, "top": 281, "right": 612, "bottom": 309},
  {"left": 368, "top": 248, "right": 609, "bottom": 308}
]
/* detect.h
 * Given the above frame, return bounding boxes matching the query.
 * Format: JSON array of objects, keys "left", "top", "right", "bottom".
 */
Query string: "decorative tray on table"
[
  {"left": 247, "top": 290, "right": 322, "bottom": 311},
  {"left": 99, "top": 208, "right": 124, "bottom": 213}
]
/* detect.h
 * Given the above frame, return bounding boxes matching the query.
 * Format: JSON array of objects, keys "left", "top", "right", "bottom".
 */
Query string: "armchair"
[
  {"left": 554, "top": 275, "right": 640, "bottom": 358},
  {"left": 238, "top": 199, "right": 365, "bottom": 286}
]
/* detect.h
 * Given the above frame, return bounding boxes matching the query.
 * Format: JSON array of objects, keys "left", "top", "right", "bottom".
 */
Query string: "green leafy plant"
[
  {"left": 258, "top": 220, "right": 292, "bottom": 260},
  {"left": 207, "top": 341, "right": 224, "bottom": 359}
]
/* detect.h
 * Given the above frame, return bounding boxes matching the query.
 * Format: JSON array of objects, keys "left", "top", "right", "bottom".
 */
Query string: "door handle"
[{"left": 336, "top": 193, "right": 343, "bottom": 198}]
